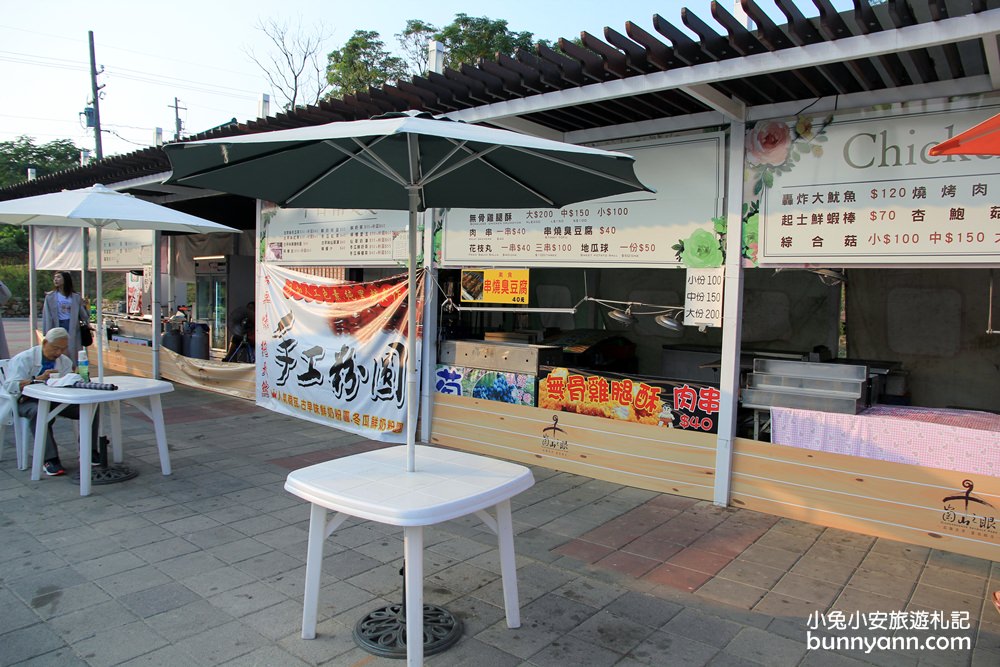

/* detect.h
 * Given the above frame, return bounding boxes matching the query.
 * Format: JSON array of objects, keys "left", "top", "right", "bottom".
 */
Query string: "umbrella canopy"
[
  {"left": 0, "top": 184, "right": 238, "bottom": 379},
  {"left": 163, "top": 110, "right": 653, "bottom": 472},
  {"left": 164, "top": 111, "right": 652, "bottom": 209},
  {"left": 929, "top": 113, "right": 1000, "bottom": 156}
]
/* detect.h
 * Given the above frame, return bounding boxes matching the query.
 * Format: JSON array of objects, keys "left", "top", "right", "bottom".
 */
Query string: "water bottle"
[{"left": 77, "top": 350, "right": 89, "bottom": 382}]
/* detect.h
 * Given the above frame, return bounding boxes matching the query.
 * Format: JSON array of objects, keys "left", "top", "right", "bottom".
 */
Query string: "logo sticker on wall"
[
  {"left": 939, "top": 479, "right": 997, "bottom": 541},
  {"left": 540, "top": 415, "right": 569, "bottom": 457}
]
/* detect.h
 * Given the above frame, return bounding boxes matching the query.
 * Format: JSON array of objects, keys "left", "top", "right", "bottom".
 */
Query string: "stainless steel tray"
[
  {"left": 741, "top": 388, "right": 866, "bottom": 414},
  {"left": 752, "top": 359, "right": 867, "bottom": 382},
  {"left": 747, "top": 373, "right": 865, "bottom": 398}
]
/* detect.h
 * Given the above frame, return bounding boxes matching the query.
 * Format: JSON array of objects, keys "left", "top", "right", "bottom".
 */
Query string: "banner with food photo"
[
  {"left": 257, "top": 263, "right": 423, "bottom": 441},
  {"left": 434, "top": 364, "right": 537, "bottom": 406},
  {"left": 538, "top": 367, "right": 720, "bottom": 433}
]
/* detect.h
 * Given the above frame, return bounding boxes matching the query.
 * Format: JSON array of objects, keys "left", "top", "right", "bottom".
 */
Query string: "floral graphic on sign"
[
  {"left": 673, "top": 215, "right": 727, "bottom": 268},
  {"left": 741, "top": 115, "right": 832, "bottom": 266}
]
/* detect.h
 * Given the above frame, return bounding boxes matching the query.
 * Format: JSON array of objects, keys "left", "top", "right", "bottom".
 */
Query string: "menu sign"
[
  {"left": 755, "top": 103, "right": 1000, "bottom": 265},
  {"left": 441, "top": 134, "right": 725, "bottom": 268},
  {"left": 91, "top": 229, "right": 153, "bottom": 269},
  {"left": 260, "top": 203, "right": 410, "bottom": 265},
  {"left": 684, "top": 268, "right": 724, "bottom": 328},
  {"left": 460, "top": 269, "right": 529, "bottom": 303}
]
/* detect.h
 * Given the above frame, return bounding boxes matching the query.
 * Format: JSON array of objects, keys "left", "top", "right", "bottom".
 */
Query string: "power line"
[
  {"left": 1, "top": 50, "right": 262, "bottom": 100},
  {"left": 0, "top": 113, "right": 82, "bottom": 125},
  {"left": 0, "top": 24, "right": 270, "bottom": 82},
  {"left": 0, "top": 129, "right": 91, "bottom": 141},
  {"left": 104, "top": 122, "right": 158, "bottom": 132},
  {"left": 0, "top": 54, "right": 87, "bottom": 73},
  {"left": 105, "top": 68, "right": 260, "bottom": 99},
  {"left": 0, "top": 48, "right": 83, "bottom": 67},
  {"left": 105, "top": 128, "right": 153, "bottom": 148}
]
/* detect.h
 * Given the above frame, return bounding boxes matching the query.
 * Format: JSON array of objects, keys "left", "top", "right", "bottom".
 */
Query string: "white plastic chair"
[{"left": 0, "top": 359, "right": 31, "bottom": 470}]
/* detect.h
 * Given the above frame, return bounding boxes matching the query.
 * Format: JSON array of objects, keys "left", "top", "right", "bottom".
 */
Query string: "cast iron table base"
[{"left": 72, "top": 437, "right": 138, "bottom": 485}]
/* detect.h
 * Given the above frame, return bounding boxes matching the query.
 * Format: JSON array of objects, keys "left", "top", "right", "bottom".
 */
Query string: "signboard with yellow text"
[{"left": 460, "top": 269, "right": 529, "bottom": 303}]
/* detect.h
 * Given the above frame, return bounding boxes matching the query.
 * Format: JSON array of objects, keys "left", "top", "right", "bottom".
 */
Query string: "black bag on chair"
[{"left": 79, "top": 322, "right": 93, "bottom": 347}]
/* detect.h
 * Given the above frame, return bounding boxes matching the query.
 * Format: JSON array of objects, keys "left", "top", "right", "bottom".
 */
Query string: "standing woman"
[{"left": 42, "top": 272, "right": 83, "bottom": 363}]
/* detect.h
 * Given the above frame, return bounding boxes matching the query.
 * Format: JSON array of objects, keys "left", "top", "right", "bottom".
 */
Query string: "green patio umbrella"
[
  {"left": 163, "top": 110, "right": 653, "bottom": 471},
  {"left": 164, "top": 110, "right": 653, "bottom": 661}
]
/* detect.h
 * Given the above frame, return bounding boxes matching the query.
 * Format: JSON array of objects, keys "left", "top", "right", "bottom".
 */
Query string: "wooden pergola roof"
[{"left": 3, "top": 0, "right": 999, "bottom": 203}]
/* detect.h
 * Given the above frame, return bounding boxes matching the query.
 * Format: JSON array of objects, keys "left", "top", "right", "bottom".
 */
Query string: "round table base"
[
  {"left": 73, "top": 465, "right": 139, "bottom": 485},
  {"left": 353, "top": 603, "right": 463, "bottom": 658}
]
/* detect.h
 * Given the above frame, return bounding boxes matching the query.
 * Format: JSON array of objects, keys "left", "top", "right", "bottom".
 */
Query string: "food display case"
[{"left": 194, "top": 256, "right": 254, "bottom": 354}]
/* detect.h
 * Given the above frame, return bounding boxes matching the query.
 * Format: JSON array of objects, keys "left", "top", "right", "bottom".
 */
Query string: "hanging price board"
[
  {"left": 684, "top": 268, "right": 724, "bottom": 328},
  {"left": 460, "top": 269, "right": 530, "bottom": 304}
]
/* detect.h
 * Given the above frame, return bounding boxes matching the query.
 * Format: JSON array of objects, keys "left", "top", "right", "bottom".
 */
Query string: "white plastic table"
[
  {"left": 24, "top": 375, "right": 174, "bottom": 496},
  {"left": 284, "top": 445, "right": 534, "bottom": 667}
]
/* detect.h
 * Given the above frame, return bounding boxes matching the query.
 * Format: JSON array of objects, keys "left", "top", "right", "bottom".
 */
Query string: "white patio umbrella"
[
  {"left": 164, "top": 110, "right": 653, "bottom": 471},
  {"left": 0, "top": 184, "right": 239, "bottom": 380}
]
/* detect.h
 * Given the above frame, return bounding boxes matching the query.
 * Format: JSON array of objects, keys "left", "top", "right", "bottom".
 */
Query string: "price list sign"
[
  {"left": 684, "top": 268, "right": 724, "bottom": 327},
  {"left": 92, "top": 229, "right": 153, "bottom": 269},
  {"left": 757, "top": 104, "right": 1000, "bottom": 266},
  {"left": 441, "top": 134, "right": 726, "bottom": 268},
  {"left": 261, "top": 205, "right": 409, "bottom": 266}
]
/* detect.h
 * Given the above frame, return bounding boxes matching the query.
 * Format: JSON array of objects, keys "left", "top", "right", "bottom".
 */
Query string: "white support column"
[
  {"left": 28, "top": 227, "right": 37, "bottom": 342},
  {"left": 151, "top": 230, "right": 161, "bottom": 379},
  {"left": 420, "top": 209, "right": 439, "bottom": 443},
  {"left": 713, "top": 119, "right": 747, "bottom": 507},
  {"left": 427, "top": 40, "right": 445, "bottom": 75},
  {"left": 80, "top": 229, "right": 88, "bottom": 306},
  {"left": 166, "top": 236, "right": 175, "bottom": 316}
]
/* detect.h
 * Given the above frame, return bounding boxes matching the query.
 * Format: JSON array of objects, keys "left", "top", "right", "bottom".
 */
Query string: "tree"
[
  {"left": 246, "top": 18, "right": 332, "bottom": 111},
  {"left": 397, "top": 20, "right": 438, "bottom": 76},
  {"left": 0, "top": 226, "right": 27, "bottom": 254},
  {"left": 432, "top": 14, "right": 540, "bottom": 70},
  {"left": 0, "top": 136, "right": 81, "bottom": 188},
  {"left": 326, "top": 30, "right": 408, "bottom": 97}
]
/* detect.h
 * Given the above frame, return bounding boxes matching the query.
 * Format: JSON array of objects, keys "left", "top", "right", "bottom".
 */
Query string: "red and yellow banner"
[
  {"left": 258, "top": 264, "right": 423, "bottom": 441},
  {"left": 539, "top": 367, "right": 720, "bottom": 432}
]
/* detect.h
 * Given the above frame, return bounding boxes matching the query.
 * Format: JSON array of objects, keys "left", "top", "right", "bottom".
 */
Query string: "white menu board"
[
  {"left": 440, "top": 134, "right": 725, "bottom": 268},
  {"left": 261, "top": 205, "right": 410, "bottom": 265},
  {"left": 684, "top": 268, "right": 724, "bottom": 328},
  {"left": 90, "top": 229, "right": 153, "bottom": 269},
  {"left": 755, "top": 102, "right": 1000, "bottom": 265}
]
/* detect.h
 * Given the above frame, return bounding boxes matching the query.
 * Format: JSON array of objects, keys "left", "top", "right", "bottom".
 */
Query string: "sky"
[{"left": 1, "top": 0, "right": 846, "bottom": 162}]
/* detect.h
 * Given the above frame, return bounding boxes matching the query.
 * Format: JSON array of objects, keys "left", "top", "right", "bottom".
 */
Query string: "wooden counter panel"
[
  {"left": 101, "top": 344, "right": 255, "bottom": 401},
  {"left": 732, "top": 440, "right": 1000, "bottom": 508},
  {"left": 102, "top": 342, "right": 154, "bottom": 377},
  {"left": 731, "top": 437, "right": 1000, "bottom": 560},
  {"left": 431, "top": 394, "right": 716, "bottom": 500}
]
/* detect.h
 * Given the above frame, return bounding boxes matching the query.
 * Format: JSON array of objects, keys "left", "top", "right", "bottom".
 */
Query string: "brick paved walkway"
[{"left": 0, "top": 379, "right": 997, "bottom": 666}]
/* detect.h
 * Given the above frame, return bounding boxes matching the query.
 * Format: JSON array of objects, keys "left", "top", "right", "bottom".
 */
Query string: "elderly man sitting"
[{"left": 5, "top": 327, "right": 100, "bottom": 476}]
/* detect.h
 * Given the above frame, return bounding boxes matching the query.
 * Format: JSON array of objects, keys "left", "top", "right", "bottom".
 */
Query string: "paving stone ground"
[{"left": 0, "top": 356, "right": 997, "bottom": 665}]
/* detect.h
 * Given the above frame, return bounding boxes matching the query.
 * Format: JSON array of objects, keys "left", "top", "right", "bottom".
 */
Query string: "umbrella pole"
[
  {"left": 28, "top": 227, "right": 37, "bottom": 342},
  {"left": 406, "top": 186, "right": 419, "bottom": 473},
  {"left": 96, "top": 226, "right": 104, "bottom": 382}
]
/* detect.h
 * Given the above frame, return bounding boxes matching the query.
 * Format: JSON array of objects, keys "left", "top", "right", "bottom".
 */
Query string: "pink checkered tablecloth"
[{"left": 770, "top": 405, "right": 1000, "bottom": 477}]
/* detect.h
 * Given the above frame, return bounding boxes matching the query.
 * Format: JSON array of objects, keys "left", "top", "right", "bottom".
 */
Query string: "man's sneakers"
[{"left": 42, "top": 460, "right": 65, "bottom": 476}]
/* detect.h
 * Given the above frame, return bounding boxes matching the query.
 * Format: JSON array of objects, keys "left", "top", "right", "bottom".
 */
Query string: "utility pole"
[
  {"left": 169, "top": 98, "right": 186, "bottom": 141},
  {"left": 88, "top": 30, "right": 104, "bottom": 160}
]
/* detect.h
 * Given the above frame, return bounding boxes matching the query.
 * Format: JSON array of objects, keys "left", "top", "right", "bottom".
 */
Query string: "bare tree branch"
[{"left": 244, "top": 17, "right": 333, "bottom": 111}]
